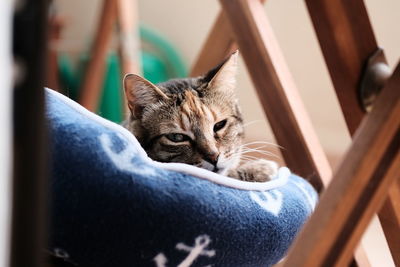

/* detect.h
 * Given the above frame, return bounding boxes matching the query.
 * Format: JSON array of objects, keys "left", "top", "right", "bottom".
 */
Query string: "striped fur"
[{"left": 122, "top": 52, "right": 278, "bottom": 181}]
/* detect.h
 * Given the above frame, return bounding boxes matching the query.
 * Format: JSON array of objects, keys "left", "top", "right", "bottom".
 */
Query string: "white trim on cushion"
[{"left": 46, "top": 88, "right": 289, "bottom": 191}]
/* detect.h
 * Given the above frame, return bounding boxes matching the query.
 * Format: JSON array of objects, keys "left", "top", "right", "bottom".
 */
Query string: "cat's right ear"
[
  {"left": 123, "top": 74, "right": 169, "bottom": 119},
  {"left": 202, "top": 50, "right": 238, "bottom": 93}
]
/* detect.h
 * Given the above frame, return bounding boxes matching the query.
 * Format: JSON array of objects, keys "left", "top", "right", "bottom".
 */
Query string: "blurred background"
[{"left": 53, "top": 0, "right": 400, "bottom": 166}]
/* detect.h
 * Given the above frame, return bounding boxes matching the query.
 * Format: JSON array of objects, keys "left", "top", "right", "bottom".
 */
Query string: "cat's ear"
[
  {"left": 203, "top": 50, "right": 238, "bottom": 92},
  {"left": 123, "top": 74, "right": 169, "bottom": 119}
]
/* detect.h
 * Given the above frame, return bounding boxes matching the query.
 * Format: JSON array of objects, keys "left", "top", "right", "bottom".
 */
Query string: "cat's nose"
[{"left": 205, "top": 152, "right": 219, "bottom": 166}]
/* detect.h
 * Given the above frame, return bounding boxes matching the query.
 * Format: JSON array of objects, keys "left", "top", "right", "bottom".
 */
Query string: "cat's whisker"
[
  {"left": 240, "top": 141, "right": 284, "bottom": 149},
  {"left": 241, "top": 146, "right": 279, "bottom": 156},
  {"left": 240, "top": 156, "right": 259, "bottom": 161},
  {"left": 242, "top": 149, "right": 277, "bottom": 157},
  {"left": 229, "top": 151, "right": 270, "bottom": 161},
  {"left": 241, "top": 145, "right": 270, "bottom": 152},
  {"left": 241, "top": 148, "right": 281, "bottom": 160},
  {"left": 242, "top": 120, "right": 262, "bottom": 128},
  {"left": 232, "top": 147, "right": 277, "bottom": 157},
  {"left": 239, "top": 158, "right": 252, "bottom": 162}
]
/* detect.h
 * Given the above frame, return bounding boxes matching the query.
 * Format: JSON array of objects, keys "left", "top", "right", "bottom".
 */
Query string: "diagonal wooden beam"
[
  {"left": 219, "top": 0, "right": 331, "bottom": 191},
  {"left": 283, "top": 61, "right": 400, "bottom": 267},
  {"left": 190, "top": 11, "right": 237, "bottom": 76},
  {"left": 305, "top": 0, "right": 377, "bottom": 135},
  {"left": 79, "top": 0, "right": 117, "bottom": 111},
  {"left": 190, "top": 12, "right": 237, "bottom": 77},
  {"left": 190, "top": 0, "right": 266, "bottom": 77},
  {"left": 116, "top": 0, "right": 141, "bottom": 76},
  {"left": 116, "top": 0, "right": 141, "bottom": 115},
  {"left": 305, "top": 1, "right": 400, "bottom": 264}
]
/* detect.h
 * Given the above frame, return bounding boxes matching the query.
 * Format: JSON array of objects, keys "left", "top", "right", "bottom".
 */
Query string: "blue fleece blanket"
[{"left": 45, "top": 89, "right": 318, "bottom": 267}]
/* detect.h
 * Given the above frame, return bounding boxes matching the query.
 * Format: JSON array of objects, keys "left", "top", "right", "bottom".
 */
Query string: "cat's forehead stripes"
[
  {"left": 180, "top": 112, "right": 190, "bottom": 131},
  {"left": 179, "top": 90, "right": 217, "bottom": 130}
]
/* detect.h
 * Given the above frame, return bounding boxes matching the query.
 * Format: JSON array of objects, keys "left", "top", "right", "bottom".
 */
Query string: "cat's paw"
[{"left": 231, "top": 159, "right": 279, "bottom": 182}]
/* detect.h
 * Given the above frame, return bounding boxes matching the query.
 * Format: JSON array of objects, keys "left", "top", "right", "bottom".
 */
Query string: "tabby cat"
[{"left": 122, "top": 51, "right": 278, "bottom": 182}]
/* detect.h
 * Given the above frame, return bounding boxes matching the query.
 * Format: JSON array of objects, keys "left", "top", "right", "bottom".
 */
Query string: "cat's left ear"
[
  {"left": 123, "top": 74, "right": 169, "bottom": 119},
  {"left": 203, "top": 50, "right": 238, "bottom": 92}
]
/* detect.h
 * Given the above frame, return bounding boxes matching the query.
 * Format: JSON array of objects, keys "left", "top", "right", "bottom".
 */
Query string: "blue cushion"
[{"left": 45, "top": 88, "right": 318, "bottom": 267}]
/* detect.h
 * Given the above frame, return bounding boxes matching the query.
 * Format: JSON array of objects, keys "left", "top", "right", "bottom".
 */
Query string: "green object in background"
[
  {"left": 141, "top": 52, "right": 168, "bottom": 84},
  {"left": 59, "top": 52, "right": 123, "bottom": 123},
  {"left": 58, "top": 25, "right": 188, "bottom": 123},
  {"left": 58, "top": 53, "right": 80, "bottom": 101},
  {"left": 139, "top": 25, "right": 187, "bottom": 82},
  {"left": 98, "top": 54, "right": 123, "bottom": 122}
]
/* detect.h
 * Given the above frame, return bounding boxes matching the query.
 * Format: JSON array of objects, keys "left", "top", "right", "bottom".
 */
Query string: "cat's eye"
[
  {"left": 165, "top": 133, "right": 190, "bottom": 143},
  {"left": 213, "top": 119, "right": 227, "bottom": 132}
]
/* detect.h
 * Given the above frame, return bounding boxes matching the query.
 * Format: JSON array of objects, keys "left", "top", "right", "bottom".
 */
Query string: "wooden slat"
[
  {"left": 190, "top": 11, "right": 237, "bottom": 76},
  {"left": 283, "top": 61, "right": 400, "bottom": 267},
  {"left": 190, "top": 0, "right": 267, "bottom": 77},
  {"left": 79, "top": 0, "right": 117, "bottom": 111},
  {"left": 220, "top": 0, "right": 331, "bottom": 192},
  {"left": 306, "top": 1, "right": 400, "bottom": 264},
  {"left": 116, "top": 0, "right": 141, "bottom": 115},
  {"left": 305, "top": 0, "right": 377, "bottom": 135},
  {"left": 116, "top": 0, "right": 141, "bottom": 75}
]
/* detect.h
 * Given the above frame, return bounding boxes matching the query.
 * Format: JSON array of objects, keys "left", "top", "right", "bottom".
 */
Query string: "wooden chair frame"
[
  {"left": 191, "top": 0, "right": 400, "bottom": 266},
  {"left": 79, "top": 0, "right": 140, "bottom": 112}
]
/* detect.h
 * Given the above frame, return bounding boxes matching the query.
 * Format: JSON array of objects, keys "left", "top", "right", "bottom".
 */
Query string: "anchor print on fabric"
[
  {"left": 250, "top": 190, "right": 283, "bottom": 216},
  {"left": 99, "top": 133, "right": 156, "bottom": 176},
  {"left": 46, "top": 247, "right": 78, "bottom": 266},
  {"left": 154, "top": 235, "right": 216, "bottom": 267}
]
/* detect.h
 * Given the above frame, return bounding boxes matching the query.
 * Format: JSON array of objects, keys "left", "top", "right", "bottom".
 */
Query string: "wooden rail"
[
  {"left": 79, "top": 0, "right": 117, "bottom": 111},
  {"left": 305, "top": 0, "right": 400, "bottom": 264},
  {"left": 283, "top": 61, "right": 400, "bottom": 267}
]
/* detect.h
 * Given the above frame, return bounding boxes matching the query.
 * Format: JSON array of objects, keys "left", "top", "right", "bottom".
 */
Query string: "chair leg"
[
  {"left": 282, "top": 61, "right": 400, "bottom": 267},
  {"left": 116, "top": 0, "right": 141, "bottom": 76},
  {"left": 79, "top": 0, "right": 117, "bottom": 111},
  {"left": 116, "top": 0, "right": 141, "bottom": 115}
]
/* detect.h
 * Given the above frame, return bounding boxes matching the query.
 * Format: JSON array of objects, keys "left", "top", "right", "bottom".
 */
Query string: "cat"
[{"left": 122, "top": 51, "right": 278, "bottom": 182}]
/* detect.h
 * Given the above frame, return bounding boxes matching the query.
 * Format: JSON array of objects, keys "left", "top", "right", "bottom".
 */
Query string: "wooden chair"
[
  {"left": 78, "top": 0, "right": 140, "bottom": 112},
  {"left": 191, "top": 0, "right": 400, "bottom": 266}
]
